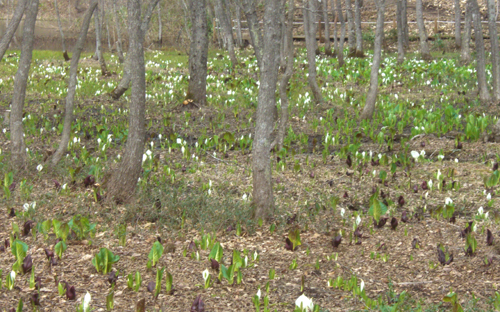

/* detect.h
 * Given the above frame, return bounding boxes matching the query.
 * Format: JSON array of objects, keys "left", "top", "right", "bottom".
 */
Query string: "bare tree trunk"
[
  {"left": 401, "top": 0, "right": 409, "bottom": 49},
  {"left": 345, "top": 0, "right": 355, "bottom": 55},
  {"left": 333, "top": 2, "right": 338, "bottom": 54},
  {"left": 396, "top": 0, "right": 405, "bottom": 64},
  {"left": 157, "top": 3, "right": 162, "bottom": 45},
  {"left": 240, "top": 0, "right": 263, "bottom": 68},
  {"left": 455, "top": 0, "right": 461, "bottom": 49},
  {"left": 105, "top": 9, "right": 111, "bottom": 51},
  {"left": 10, "top": 0, "right": 39, "bottom": 171},
  {"left": 279, "top": 0, "right": 286, "bottom": 67},
  {"left": 461, "top": 0, "right": 472, "bottom": 65},
  {"left": 215, "top": 0, "right": 237, "bottom": 68},
  {"left": 7, "top": 0, "right": 20, "bottom": 47},
  {"left": 110, "top": 0, "right": 160, "bottom": 99},
  {"left": 236, "top": 3, "right": 243, "bottom": 47},
  {"left": 51, "top": 0, "right": 98, "bottom": 166},
  {"left": 54, "top": 0, "right": 67, "bottom": 55},
  {"left": 416, "top": 0, "right": 431, "bottom": 60},
  {"left": 252, "top": 0, "right": 281, "bottom": 220},
  {"left": 304, "top": 0, "right": 322, "bottom": 103},
  {"left": 93, "top": 3, "right": 109, "bottom": 74},
  {"left": 112, "top": 0, "right": 125, "bottom": 63},
  {"left": 179, "top": 0, "right": 192, "bottom": 42},
  {"left": 360, "top": 0, "right": 384, "bottom": 120},
  {"left": 487, "top": 0, "right": 500, "bottom": 101},
  {"left": 470, "top": 0, "right": 490, "bottom": 102},
  {"left": 322, "top": 0, "right": 331, "bottom": 55},
  {"left": 275, "top": 0, "right": 294, "bottom": 152},
  {"left": 0, "top": 0, "right": 28, "bottom": 61},
  {"left": 187, "top": 0, "right": 209, "bottom": 105},
  {"left": 336, "top": 0, "right": 345, "bottom": 66},
  {"left": 354, "top": 0, "right": 363, "bottom": 56},
  {"left": 107, "top": 0, "right": 146, "bottom": 203}
]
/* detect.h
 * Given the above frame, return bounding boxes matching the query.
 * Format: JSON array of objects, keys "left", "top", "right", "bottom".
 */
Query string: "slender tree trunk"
[
  {"left": 345, "top": 0, "right": 355, "bottom": 56},
  {"left": 360, "top": 0, "right": 384, "bottom": 120},
  {"left": 179, "top": 0, "right": 192, "bottom": 42},
  {"left": 240, "top": 0, "right": 263, "bottom": 68},
  {"left": 252, "top": 0, "right": 281, "bottom": 220},
  {"left": 187, "top": 0, "right": 209, "bottom": 105},
  {"left": 487, "top": 0, "right": 500, "bottom": 101},
  {"left": 110, "top": 0, "right": 160, "bottom": 99},
  {"left": 8, "top": 0, "right": 20, "bottom": 47},
  {"left": 304, "top": 0, "right": 322, "bottom": 103},
  {"left": 455, "top": 0, "right": 461, "bottom": 49},
  {"left": 322, "top": 0, "right": 331, "bottom": 55},
  {"left": 107, "top": 0, "right": 146, "bottom": 203},
  {"left": 333, "top": 2, "right": 338, "bottom": 55},
  {"left": 93, "top": 3, "right": 108, "bottom": 74},
  {"left": 416, "top": 0, "right": 431, "bottom": 60},
  {"left": 112, "top": 0, "right": 125, "bottom": 63},
  {"left": 396, "top": 0, "right": 404, "bottom": 64},
  {"left": 354, "top": 0, "right": 363, "bottom": 56},
  {"left": 236, "top": 3, "right": 243, "bottom": 47},
  {"left": 470, "top": 0, "right": 490, "bottom": 102},
  {"left": 461, "top": 0, "right": 472, "bottom": 65},
  {"left": 54, "top": 0, "right": 67, "bottom": 54},
  {"left": 401, "top": 0, "right": 409, "bottom": 49},
  {"left": 215, "top": 0, "right": 237, "bottom": 68},
  {"left": 336, "top": 0, "right": 345, "bottom": 67},
  {"left": 157, "top": 3, "right": 162, "bottom": 45},
  {"left": 279, "top": 0, "right": 286, "bottom": 67},
  {"left": 105, "top": 10, "right": 111, "bottom": 51},
  {"left": 10, "top": 0, "right": 39, "bottom": 171},
  {"left": 0, "top": 0, "right": 28, "bottom": 61},
  {"left": 275, "top": 0, "right": 294, "bottom": 152},
  {"left": 52, "top": 0, "right": 98, "bottom": 166}
]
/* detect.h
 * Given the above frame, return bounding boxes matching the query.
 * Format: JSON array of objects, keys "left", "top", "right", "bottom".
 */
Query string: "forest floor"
[{"left": 1, "top": 28, "right": 500, "bottom": 312}]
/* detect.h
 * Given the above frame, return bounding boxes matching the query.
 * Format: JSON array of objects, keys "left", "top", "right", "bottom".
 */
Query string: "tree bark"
[
  {"left": 110, "top": 0, "right": 160, "bottom": 100},
  {"left": 215, "top": 0, "right": 237, "bottom": 68},
  {"left": 54, "top": 0, "right": 67, "bottom": 55},
  {"left": 345, "top": 0, "right": 355, "bottom": 55},
  {"left": 179, "top": 0, "right": 192, "bottom": 42},
  {"left": 360, "top": 0, "right": 384, "bottom": 120},
  {"left": 333, "top": 1, "right": 338, "bottom": 55},
  {"left": 303, "top": 0, "right": 322, "bottom": 103},
  {"left": 354, "top": 0, "right": 363, "bottom": 56},
  {"left": 0, "top": 0, "right": 28, "bottom": 62},
  {"left": 279, "top": 0, "right": 286, "bottom": 67},
  {"left": 93, "top": 3, "right": 108, "bottom": 75},
  {"left": 157, "top": 3, "right": 162, "bottom": 45},
  {"left": 186, "top": 0, "right": 209, "bottom": 105},
  {"left": 396, "top": 0, "right": 405, "bottom": 64},
  {"left": 112, "top": 0, "right": 125, "bottom": 63},
  {"left": 454, "top": 0, "right": 461, "bottom": 49},
  {"left": 470, "top": 0, "right": 490, "bottom": 102},
  {"left": 236, "top": 3, "right": 243, "bottom": 47},
  {"left": 460, "top": 0, "right": 472, "bottom": 65},
  {"left": 105, "top": 8, "right": 111, "bottom": 51},
  {"left": 322, "top": 0, "right": 331, "bottom": 55},
  {"left": 51, "top": 0, "right": 98, "bottom": 166},
  {"left": 416, "top": 0, "right": 431, "bottom": 60},
  {"left": 252, "top": 0, "right": 281, "bottom": 220},
  {"left": 336, "top": 0, "right": 345, "bottom": 66},
  {"left": 401, "top": 0, "right": 409, "bottom": 49},
  {"left": 107, "top": 0, "right": 146, "bottom": 203},
  {"left": 487, "top": 0, "right": 500, "bottom": 101},
  {"left": 275, "top": 0, "right": 294, "bottom": 152},
  {"left": 10, "top": 0, "right": 39, "bottom": 171},
  {"left": 240, "top": 0, "right": 263, "bottom": 68}
]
